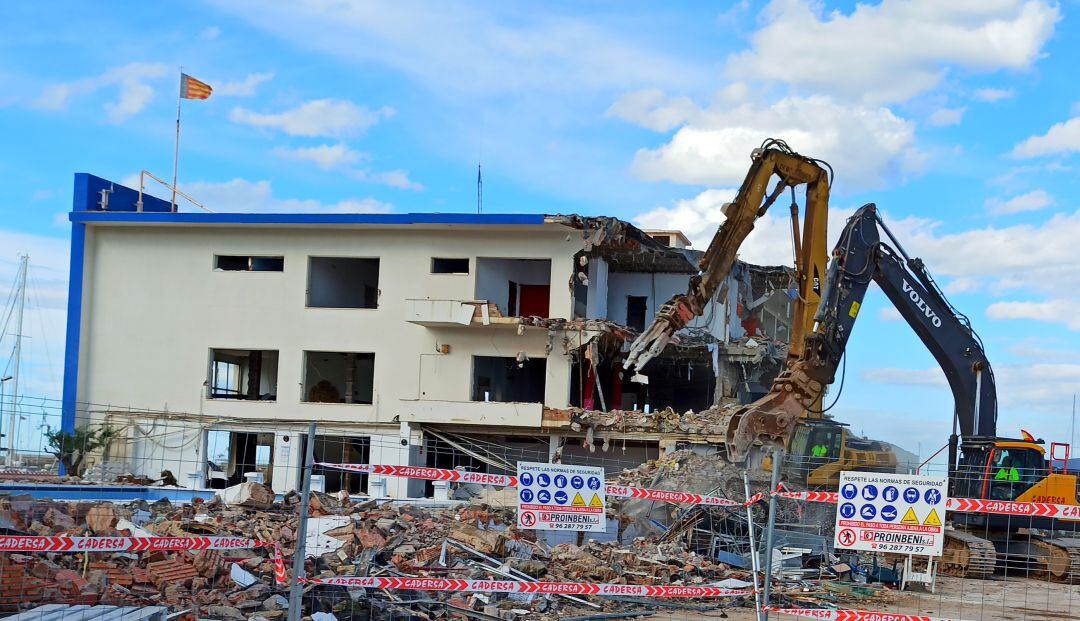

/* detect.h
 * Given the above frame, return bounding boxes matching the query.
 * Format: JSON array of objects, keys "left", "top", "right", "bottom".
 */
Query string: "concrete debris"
[
  {"left": 0, "top": 466, "right": 878, "bottom": 620},
  {"left": 217, "top": 481, "right": 276, "bottom": 509}
]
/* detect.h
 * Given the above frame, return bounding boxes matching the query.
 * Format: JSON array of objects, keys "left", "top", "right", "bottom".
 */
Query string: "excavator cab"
[
  {"left": 781, "top": 419, "right": 898, "bottom": 487},
  {"left": 785, "top": 420, "right": 844, "bottom": 484},
  {"left": 954, "top": 437, "right": 1079, "bottom": 508}
]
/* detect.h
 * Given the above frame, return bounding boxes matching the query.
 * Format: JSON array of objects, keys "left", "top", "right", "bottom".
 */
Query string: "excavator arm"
[
  {"left": 623, "top": 139, "right": 831, "bottom": 375},
  {"left": 720, "top": 203, "right": 997, "bottom": 463}
]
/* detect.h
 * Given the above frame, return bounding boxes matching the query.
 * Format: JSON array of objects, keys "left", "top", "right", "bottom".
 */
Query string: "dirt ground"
[{"left": 642, "top": 575, "right": 1080, "bottom": 620}]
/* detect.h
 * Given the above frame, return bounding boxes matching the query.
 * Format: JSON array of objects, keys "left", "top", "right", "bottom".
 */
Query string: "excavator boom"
[
  {"left": 623, "top": 139, "right": 831, "bottom": 376},
  {"left": 719, "top": 203, "right": 997, "bottom": 463}
]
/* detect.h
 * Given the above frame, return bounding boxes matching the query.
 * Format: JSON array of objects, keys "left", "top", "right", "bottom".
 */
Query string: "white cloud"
[
  {"left": 985, "top": 189, "right": 1054, "bottom": 215},
  {"left": 878, "top": 307, "right": 902, "bottom": 322},
  {"left": 942, "top": 277, "right": 980, "bottom": 294},
  {"left": 230, "top": 99, "right": 394, "bottom": 138},
  {"left": 618, "top": 94, "right": 922, "bottom": 190},
  {"left": 201, "top": 26, "right": 221, "bottom": 40},
  {"left": 272, "top": 144, "right": 424, "bottom": 190},
  {"left": 209, "top": 0, "right": 703, "bottom": 97},
  {"left": 215, "top": 72, "right": 274, "bottom": 97},
  {"left": 605, "top": 89, "right": 698, "bottom": 133},
  {"left": 632, "top": 188, "right": 855, "bottom": 266},
  {"left": 34, "top": 62, "right": 167, "bottom": 123},
  {"left": 1011, "top": 116, "right": 1080, "bottom": 159},
  {"left": 863, "top": 363, "right": 1080, "bottom": 416},
  {"left": 927, "top": 106, "right": 966, "bottom": 127},
  {"left": 972, "top": 88, "right": 1014, "bottom": 102},
  {"left": 273, "top": 143, "right": 367, "bottom": 170},
  {"left": 986, "top": 299, "right": 1080, "bottom": 330},
  {"left": 353, "top": 169, "right": 424, "bottom": 191},
  {"left": 176, "top": 178, "right": 394, "bottom": 213},
  {"left": 726, "top": 0, "right": 1059, "bottom": 105}
]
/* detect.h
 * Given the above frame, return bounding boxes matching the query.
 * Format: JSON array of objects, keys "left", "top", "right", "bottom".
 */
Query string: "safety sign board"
[
  {"left": 834, "top": 471, "right": 948, "bottom": 557},
  {"left": 517, "top": 461, "right": 606, "bottom": 532}
]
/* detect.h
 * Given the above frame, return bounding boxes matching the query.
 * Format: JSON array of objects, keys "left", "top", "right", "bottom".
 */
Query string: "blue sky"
[{"left": 1, "top": 1, "right": 1078, "bottom": 457}]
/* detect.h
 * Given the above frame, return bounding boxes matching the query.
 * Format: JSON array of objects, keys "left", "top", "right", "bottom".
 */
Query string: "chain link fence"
[{"left": 1, "top": 395, "right": 1078, "bottom": 620}]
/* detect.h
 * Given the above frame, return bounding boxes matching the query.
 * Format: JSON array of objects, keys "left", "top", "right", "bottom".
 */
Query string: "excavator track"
[
  {"left": 1029, "top": 537, "right": 1080, "bottom": 583},
  {"left": 939, "top": 528, "right": 997, "bottom": 578}
]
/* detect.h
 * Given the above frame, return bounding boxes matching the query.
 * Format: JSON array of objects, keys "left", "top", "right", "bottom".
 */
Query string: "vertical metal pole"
[
  {"left": 743, "top": 471, "right": 764, "bottom": 621},
  {"left": 287, "top": 422, "right": 316, "bottom": 621},
  {"left": 761, "top": 447, "right": 783, "bottom": 620},
  {"left": 171, "top": 73, "right": 182, "bottom": 212},
  {"left": 6, "top": 255, "right": 27, "bottom": 466}
]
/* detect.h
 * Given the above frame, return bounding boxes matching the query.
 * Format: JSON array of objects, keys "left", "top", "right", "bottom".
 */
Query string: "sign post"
[{"left": 517, "top": 462, "right": 606, "bottom": 532}]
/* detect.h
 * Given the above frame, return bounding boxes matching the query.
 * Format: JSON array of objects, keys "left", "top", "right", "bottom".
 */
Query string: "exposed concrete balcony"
[
  {"left": 396, "top": 398, "right": 543, "bottom": 427},
  {"left": 405, "top": 299, "right": 545, "bottom": 329}
]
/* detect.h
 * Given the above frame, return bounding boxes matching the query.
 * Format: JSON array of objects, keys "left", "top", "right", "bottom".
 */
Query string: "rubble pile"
[{"left": 0, "top": 484, "right": 757, "bottom": 620}]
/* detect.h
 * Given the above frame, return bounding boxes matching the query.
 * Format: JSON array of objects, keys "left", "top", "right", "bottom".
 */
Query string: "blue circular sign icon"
[
  {"left": 881, "top": 505, "right": 898, "bottom": 522},
  {"left": 903, "top": 487, "right": 920, "bottom": 504},
  {"left": 520, "top": 472, "right": 533, "bottom": 487},
  {"left": 882, "top": 486, "right": 899, "bottom": 503},
  {"left": 860, "top": 504, "right": 877, "bottom": 520},
  {"left": 519, "top": 489, "right": 534, "bottom": 503},
  {"left": 537, "top": 489, "right": 551, "bottom": 503},
  {"left": 925, "top": 489, "right": 942, "bottom": 505},
  {"left": 587, "top": 476, "right": 601, "bottom": 490},
  {"left": 841, "top": 483, "right": 857, "bottom": 500},
  {"left": 554, "top": 490, "right": 569, "bottom": 505},
  {"left": 538, "top": 473, "right": 551, "bottom": 487},
  {"left": 554, "top": 474, "right": 567, "bottom": 488},
  {"left": 861, "top": 484, "right": 878, "bottom": 501},
  {"left": 840, "top": 503, "right": 856, "bottom": 519},
  {"left": 571, "top": 475, "right": 584, "bottom": 489}
]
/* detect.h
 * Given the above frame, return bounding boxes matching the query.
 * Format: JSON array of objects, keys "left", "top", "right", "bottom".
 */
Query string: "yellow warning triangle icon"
[
  {"left": 589, "top": 493, "right": 603, "bottom": 508},
  {"left": 923, "top": 508, "right": 942, "bottom": 526},
  {"left": 901, "top": 507, "right": 920, "bottom": 525},
  {"left": 572, "top": 492, "right": 586, "bottom": 507}
]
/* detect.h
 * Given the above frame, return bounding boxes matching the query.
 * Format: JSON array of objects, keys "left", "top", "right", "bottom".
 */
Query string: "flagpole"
[{"left": 171, "top": 71, "right": 182, "bottom": 212}]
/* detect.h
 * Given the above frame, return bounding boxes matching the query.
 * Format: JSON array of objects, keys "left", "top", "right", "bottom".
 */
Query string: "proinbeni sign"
[
  {"left": 834, "top": 471, "right": 948, "bottom": 556},
  {"left": 517, "top": 462, "right": 606, "bottom": 532}
]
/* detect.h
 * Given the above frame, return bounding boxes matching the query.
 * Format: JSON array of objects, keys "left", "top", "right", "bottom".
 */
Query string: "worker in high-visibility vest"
[
  {"left": 811, "top": 444, "right": 829, "bottom": 459},
  {"left": 995, "top": 464, "right": 1020, "bottom": 482}
]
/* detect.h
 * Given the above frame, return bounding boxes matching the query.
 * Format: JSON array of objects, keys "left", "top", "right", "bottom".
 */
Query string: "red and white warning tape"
[
  {"left": 946, "top": 497, "right": 1080, "bottom": 520},
  {"left": 319, "top": 463, "right": 520, "bottom": 487},
  {"left": 317, "top": 462, "right": 752, "bottom": 507},
  {"left": 773, "top": 490, "right": 838, "bottom": 504},
  {"left": 0, "top": 535, "right": 266, "bottom": 553},
  {"left": 767, "top": 607, "right": 970, "bottom": 621},
  {"left": 296, "top": 575, "right": 751, "bottom": 597},
  {"left": 318, "top": 462, "right": 1080, "bottom": 520},
  {"left": 773, "top": 489, "right": 1080, "bottom": 521}
]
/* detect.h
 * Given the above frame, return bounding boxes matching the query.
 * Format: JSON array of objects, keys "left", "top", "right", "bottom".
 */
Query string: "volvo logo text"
[{"left": 902, "top": 279, "right": 942, "bottom": 327}]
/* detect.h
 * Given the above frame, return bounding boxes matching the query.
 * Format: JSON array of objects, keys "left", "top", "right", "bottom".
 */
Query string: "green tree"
[{"left": 43, "top": 424, "right": 117, "bottom": 476}]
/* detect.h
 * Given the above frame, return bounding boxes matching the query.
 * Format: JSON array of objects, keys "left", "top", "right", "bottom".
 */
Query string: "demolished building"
[{"left": 62, "top": 174, "right": 798, "bottom": 497}]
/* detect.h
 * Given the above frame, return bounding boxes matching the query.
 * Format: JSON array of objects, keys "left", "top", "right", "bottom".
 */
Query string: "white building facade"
[{"left": 63, "top": 174, "right": 793, "bottom": 496}]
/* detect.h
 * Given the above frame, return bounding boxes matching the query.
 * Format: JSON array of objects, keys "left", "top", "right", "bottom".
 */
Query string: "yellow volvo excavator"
[
  {"left": 625, "top": 141, "right": 1080, "bottom": 580},
  {"left": 623, "top": 139, "right": 895, "bottom": 487},
  {"left": 731, "top": 202, "right": 1080, "bottom": 580}
]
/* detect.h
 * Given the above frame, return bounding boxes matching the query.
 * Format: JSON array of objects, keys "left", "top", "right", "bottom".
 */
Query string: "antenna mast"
[{"left": 477, "top": 163, "right": 483, "bottom": 214}]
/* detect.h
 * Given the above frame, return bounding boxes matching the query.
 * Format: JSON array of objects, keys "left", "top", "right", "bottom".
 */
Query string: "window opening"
[
  {"left": 432, "top": 258, "right": 470, "bottom": 274},
  {"left": 308, "top": 257, "right": 380, "bottom": 308},
  {"left": 304, "top": 351, "right": 376, "bottom": 404},
  {"left": 215, "top": 255, "right": 284, "bottom": 271}
]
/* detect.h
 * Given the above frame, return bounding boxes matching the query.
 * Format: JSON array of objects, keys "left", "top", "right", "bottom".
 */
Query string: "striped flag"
[{"left": 180, "top": 73, "right": 212, "bottom": 100}]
